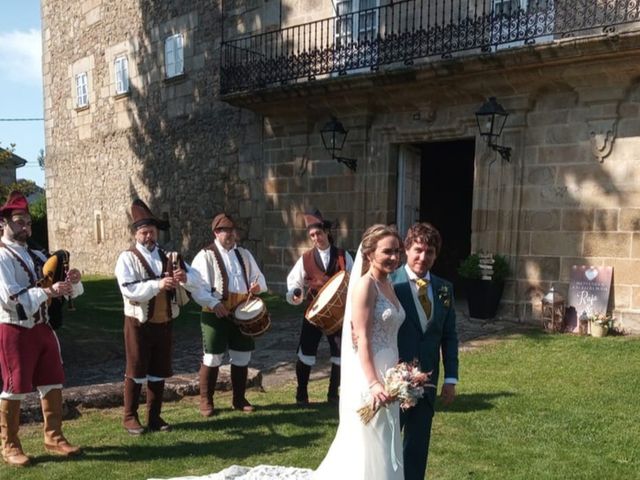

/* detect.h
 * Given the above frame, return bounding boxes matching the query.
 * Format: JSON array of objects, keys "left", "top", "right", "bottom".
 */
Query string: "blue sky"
[{"left": 0, "top": 0, "right": 45, "bottom": 186}]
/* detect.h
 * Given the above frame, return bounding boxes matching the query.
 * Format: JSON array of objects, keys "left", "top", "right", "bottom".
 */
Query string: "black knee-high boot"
[
  {"left": 327, "top": 363, "right": 341, "bottom": 404},
  {"left": 295, "top": 360, "right": 312, "bottom": 405},
  {"left": 231, "top": 365, "right": 254, "bottom": 413}
]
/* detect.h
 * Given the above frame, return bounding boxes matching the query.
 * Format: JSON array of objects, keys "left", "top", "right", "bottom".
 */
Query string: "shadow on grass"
[
  {"left": 175, "top": 403, "right": 337, "bottom": 433},
  {"left": 80, "top": 406, "right": 336, "bottom": 463},
  {"left": 438, "top": 391, "right": 516, "bottom": 413},
  {"left": 82, "top": 431, "right": 320, "bottom": 462}
]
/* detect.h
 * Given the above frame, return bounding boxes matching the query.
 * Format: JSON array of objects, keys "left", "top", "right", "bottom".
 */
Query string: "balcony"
[{"left": 220, "top": 0, "right": 640, "bottom": 95}]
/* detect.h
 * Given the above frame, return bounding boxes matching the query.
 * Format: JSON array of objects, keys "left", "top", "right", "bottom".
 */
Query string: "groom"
[{"left": 391, "top": 222, "right": 459, "bottom": 480}]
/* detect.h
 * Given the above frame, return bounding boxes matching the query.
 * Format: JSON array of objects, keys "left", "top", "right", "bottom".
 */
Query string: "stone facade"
[
  {"left": 43, "top": 0, "right": 640, "bottom": 332},
  {"left": 43, "top": 0, "right": 264, "bottom": 272}
]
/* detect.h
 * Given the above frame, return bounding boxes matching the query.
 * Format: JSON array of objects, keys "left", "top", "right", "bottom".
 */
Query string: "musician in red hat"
[
  {"left": 0, "top": 191, "right": 84, "bottom": 467},
  {"left": 190, "top": 213, "right": 267, "bottom": 415},
  {"left": 286, "top": 209, "right": 353, "bottom": 406},
  {"left": 114, "top": 199, "right": 217, "bottom": 435}
]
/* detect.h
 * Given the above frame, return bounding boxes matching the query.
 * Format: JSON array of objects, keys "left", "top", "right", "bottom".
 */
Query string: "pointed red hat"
[
  {"left": 0, "top": 191, "right": 29, "bottom": 216},
  {"left": 130, "top": 199, "right": 169, "bottom": 231}
]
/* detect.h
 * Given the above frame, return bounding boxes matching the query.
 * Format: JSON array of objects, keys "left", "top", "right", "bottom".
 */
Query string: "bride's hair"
[{"left": 360, "top": 224, "right": 402, "bottom": 275}]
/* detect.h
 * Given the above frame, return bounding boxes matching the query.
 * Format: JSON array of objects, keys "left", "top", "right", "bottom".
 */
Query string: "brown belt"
[{"left": 203, "top": 292, "right": 248, "bottom": 313}]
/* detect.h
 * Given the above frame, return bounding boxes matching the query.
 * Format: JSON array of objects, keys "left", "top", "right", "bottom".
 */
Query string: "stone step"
[{"left": 17, "top": 366, "right": 262, "bottom": 424}]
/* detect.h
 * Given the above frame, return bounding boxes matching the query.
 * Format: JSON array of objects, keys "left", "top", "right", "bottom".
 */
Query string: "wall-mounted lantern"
[
  {"left": 320, "top": 116, "right": 357, "bottom": 172},
  {"left": 475, "top": 97, "right": 512, "bottom": 162}
]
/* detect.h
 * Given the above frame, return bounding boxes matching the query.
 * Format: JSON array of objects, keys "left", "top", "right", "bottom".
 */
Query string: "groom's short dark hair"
[{"left": 405, "top": 223, "right": 442, "bottom": 254}]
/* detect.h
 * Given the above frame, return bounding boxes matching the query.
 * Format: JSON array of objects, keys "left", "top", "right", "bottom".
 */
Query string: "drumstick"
[{"left": 242, "top": 276, "right": 259, "bottom": 309}]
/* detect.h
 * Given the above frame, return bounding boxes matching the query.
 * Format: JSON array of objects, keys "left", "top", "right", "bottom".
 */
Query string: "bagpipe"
[
  {"left": 166, "top": 251, "right": 191, "bottom": 306},
  {"left": 37, "top": 249, "right": 75, "bottom": 330}
]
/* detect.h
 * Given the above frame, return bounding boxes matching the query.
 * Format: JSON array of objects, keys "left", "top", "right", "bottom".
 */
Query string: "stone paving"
[
  {"left": 20, "top": 302, "right": 522, "bottom": 421},
  {"left": 62, "top": 300, "right": 518, "bottom": 390}
]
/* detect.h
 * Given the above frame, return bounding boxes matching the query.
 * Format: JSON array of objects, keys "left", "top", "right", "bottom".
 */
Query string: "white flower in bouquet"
[{"left": 357, "top": 361, "right": 435, "bottom": 424}]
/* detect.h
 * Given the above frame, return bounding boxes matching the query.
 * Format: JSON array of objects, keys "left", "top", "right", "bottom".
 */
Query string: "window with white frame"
[
  {"left": 335, "top": 1, "right": 354, "bottom": 48},
  {"left": 114, "top": 55, "right": 129, "bottom": 94},
  {"left": 75, "top": 72, "right": 89, "bottom": 108},
  {"left": 335, "top": 0, "right": 379, "bottom": 48},
  {"left": 164, "top": 33, "right": 184, "bottom": 78},
  {"left": 357, "top": 0, "right": 378, "bottom": 42}
]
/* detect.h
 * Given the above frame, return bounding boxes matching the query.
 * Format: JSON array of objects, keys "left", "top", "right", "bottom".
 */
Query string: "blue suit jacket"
[{"left": 391, "top": 266, "right": 459, "bottom": 403}]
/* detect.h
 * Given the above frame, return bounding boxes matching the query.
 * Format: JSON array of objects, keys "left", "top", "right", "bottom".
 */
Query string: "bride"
[
  {"left": 313, "top": 224, "right": 405, "bottom": 480},
  {"left": 187, "top": 225, "right": 405, "bottom": 480}
]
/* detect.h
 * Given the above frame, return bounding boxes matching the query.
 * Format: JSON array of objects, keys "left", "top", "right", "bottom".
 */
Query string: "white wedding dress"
[
  {"left": 153, "top": 249, "right": 405, "bottom": 480},
  {"left": 313, "top": 272, "right": 405, "bottom": 480}
]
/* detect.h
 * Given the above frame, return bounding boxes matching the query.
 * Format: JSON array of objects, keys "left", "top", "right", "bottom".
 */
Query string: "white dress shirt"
[
  {"left": 404, "top": 264, "right": 457, "bottom": 385},
  {"left": 0, "top": 238, "right": 83, "bottom": 327},
  {"left": 190, "top": 239, "right": 267, "bottom": 308},
  {"left": 115, "top": 242, "right": 216, "bottom": 314},
  {"left": 286, "top": 246, "right": 354, "bottom": 305}
]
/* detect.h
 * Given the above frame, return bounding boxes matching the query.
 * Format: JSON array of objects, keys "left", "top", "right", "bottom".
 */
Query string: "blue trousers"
[{"left": 400, "top": 393, "right": 435, "bottom": 480}]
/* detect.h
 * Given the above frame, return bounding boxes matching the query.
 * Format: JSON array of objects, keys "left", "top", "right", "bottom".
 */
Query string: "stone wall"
[
  {"left": 43, "top": 0, "right": 640, "bottom": 332},
  {"left": 43, "top": 0, "right": 264, "bottom": 273},
  {"left": 232, "top": 30, "right": 640, "bottom": 332}
]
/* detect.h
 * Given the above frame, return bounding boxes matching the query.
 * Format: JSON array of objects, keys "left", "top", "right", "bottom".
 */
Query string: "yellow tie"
[{"left": 415, "top": 278, "right": 432, "bottom": 320}]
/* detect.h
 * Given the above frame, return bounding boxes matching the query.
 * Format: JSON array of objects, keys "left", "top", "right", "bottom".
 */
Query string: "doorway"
[{"left": 396, "top": 139, "right": 475, "bottom": 292}]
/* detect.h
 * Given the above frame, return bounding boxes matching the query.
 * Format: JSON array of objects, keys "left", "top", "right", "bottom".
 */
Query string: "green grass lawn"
[
  {"left": 3, "top": 333, "right": 638, "bottom": 479},
  {"left": 61, "top": 275, "right": 301, "bottom": 337},
  {"left": 2, "top": 278, "right": 639, "bottom": 479}
]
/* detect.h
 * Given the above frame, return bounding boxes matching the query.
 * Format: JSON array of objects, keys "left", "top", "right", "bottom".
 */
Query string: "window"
[
  {"left": 357, "top": 0, "right": 378, "bottom": 42},
  {"left": 164, "top": 34, "right": 184, "bottom": 78},
  {"left": 335, "top": 1, "right": 354, "bottom": 49},
  {"left": 159, "top": 212, "right": 171, "bottom": 245},
  {"left": 94, "top": 211, "right": 104, "bottom": 244},
  {"left": 114, "top": 55, "right": 129, "bottom": 94},
  {"left": 493, "top": 0, "right": 521, "bottom": 15},
  {"left": 75, "top": 72, "right": 88, "bottom": 108}
]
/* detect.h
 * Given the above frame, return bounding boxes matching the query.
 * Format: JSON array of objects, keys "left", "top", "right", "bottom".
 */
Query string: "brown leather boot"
[
  {"left": 198, "top": 364, "right": 219, "bottom": 417},
  {"left": 146, "top": 381, "right": 170, "bottom": 432},
  {"left": 327, "top": 363, "right": 341, "bottom": 405},
  {"left": 231, "top": 365, "right": 254, "bottom": 412},
  {"left": 123, "top": 377, "right": 145, "bottom": 435},
  {"left": 41, "top": 389, "right": 82, "bottom": 457},
  {"left": 0, "top": 399, "right": 30, "bottom": 467},
  {"left": 295, "top": 360, "right": 311, "bottom": 406}
]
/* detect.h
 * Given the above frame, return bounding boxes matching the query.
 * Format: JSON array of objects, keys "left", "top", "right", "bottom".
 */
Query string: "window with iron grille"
[
  {"left": 493, "top": 0, "right": 522, "bottom": 15},
  {"left": 164, "top": 33, "right": 184, "bottom": 78},
  {"left": 335, "top": 0, "right": 379, "bottom": 47}
]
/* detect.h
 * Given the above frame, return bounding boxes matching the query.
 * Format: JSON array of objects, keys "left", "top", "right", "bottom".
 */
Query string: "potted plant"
[
  {"left": 587, "top": 312, "right": 612, "bottom": 337},
  {"left": 458, "top": 252, "right": 510, "bottom": 319}
]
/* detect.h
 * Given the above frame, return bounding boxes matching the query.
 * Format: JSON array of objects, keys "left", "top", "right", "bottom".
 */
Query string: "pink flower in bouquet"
[{"left": 358, "top": 361, "right": 435, "bottom": 424}]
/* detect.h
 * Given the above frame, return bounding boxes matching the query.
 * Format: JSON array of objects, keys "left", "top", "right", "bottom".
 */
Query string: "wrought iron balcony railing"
[{"left": 221, "top": 0, "right": 640, "bottom": 95}]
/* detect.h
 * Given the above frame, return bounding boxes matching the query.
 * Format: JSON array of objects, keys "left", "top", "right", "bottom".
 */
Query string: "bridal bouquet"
[{"left": 358, "top": 361, "right": 434, "bottom": 424}]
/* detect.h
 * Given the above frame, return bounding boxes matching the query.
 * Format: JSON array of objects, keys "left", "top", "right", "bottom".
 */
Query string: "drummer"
[
  {"left": 190, "top": 213, "right": 267, "bottom": 415},
  {"left": 286, "top": 209, "right": 353, "bottom": 406}
]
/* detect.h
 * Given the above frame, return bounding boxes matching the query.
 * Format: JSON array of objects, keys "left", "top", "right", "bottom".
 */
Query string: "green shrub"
[{"left": 458, "top": 253, "right": 510, "bottom": 282}]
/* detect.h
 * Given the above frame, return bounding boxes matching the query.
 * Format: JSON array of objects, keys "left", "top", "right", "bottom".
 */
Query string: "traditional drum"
[
  {"left": 305, "top": 270, "right": 349, "bottom": 335},
  {"left": 233, "top": 297, "right": 271, "bottom": 337}
]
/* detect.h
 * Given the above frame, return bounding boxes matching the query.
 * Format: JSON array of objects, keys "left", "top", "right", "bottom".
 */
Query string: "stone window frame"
[
  {"left": 164, "top": 33, "right": 185, "bottom": 79},
  {"left": 114, "top": 55, "right": 130, "bottom": 95},
  {"left": 75, "top": 72, "right": 89, "bottom": 109}
]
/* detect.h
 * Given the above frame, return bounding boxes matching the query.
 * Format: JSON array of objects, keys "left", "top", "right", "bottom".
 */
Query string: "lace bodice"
[{"left": 369, "top": 290, "right": 405, "bottom": 356}]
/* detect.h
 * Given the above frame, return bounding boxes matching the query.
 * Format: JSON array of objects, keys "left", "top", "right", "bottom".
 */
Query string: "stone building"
[
  {"left": 0, "top": 148, "right": 27, "bottom": 186},
  {"left": 43, "top": 0, "right": 640, "bottom": 332}
]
